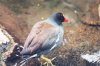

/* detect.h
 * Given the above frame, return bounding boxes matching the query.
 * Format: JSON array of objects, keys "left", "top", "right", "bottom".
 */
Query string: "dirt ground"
[{"left": 0, "top": 0, "right": 99, "bottom": 66}]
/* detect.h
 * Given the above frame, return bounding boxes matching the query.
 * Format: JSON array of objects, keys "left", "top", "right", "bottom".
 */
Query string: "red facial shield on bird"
[{"left": 64, "top": 17, "right": 68, "bottom": 22}]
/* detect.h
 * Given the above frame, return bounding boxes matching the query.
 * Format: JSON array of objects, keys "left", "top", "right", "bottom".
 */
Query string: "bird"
[{"left": 20, "top": 12, "right": 69, "bottom": 66}]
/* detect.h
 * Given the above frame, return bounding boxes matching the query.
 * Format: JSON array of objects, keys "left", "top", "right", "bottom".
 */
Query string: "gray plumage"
[{"left": 20, "top": 12, "right": 67, "bottom": 57}]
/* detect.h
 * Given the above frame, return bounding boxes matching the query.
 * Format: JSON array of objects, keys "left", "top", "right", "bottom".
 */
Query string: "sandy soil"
[{"left": 0, "top": 0, "right": 99, "bottom": 66}]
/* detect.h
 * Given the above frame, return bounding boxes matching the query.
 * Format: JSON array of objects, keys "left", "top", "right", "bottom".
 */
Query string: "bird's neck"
[{"left": 46, "top": 18, "right": 63, "bottom": 26}]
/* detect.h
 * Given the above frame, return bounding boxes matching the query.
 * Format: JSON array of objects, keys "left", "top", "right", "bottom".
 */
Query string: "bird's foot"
[
  {"left": 40, "top": 55, "right": 56, "bottom": 66},
  {"left": 43, "top": 60, "right": 55, "bottom": 66}
]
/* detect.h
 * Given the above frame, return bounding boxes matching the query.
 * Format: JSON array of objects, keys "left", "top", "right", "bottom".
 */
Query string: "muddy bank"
[{"left": 0, "top": 0, "right": 99, "bottom": 66}]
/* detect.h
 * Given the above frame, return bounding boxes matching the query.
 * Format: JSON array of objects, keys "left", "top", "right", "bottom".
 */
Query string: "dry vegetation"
[{"left": 0, "top": 0, "right": 99, "bottom": 66}]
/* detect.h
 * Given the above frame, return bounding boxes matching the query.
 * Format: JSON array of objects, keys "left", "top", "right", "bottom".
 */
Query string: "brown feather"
[{"left": 21, "top": 21, "right": 58, "bottom": 54}]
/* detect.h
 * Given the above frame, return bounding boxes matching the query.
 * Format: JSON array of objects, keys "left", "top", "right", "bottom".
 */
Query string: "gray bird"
[{"left": 20, "top": 12, "right": 69, "bottom": 66}]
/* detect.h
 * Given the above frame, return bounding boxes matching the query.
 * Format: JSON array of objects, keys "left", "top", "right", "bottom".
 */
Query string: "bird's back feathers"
[{"left": 20, "top": 20, "right": 64, "bottom": 55}]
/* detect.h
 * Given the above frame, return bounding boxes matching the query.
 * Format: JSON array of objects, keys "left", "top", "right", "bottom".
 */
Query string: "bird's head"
[{"left": 50, "top": 12, "right": 69, "bottom": 25}]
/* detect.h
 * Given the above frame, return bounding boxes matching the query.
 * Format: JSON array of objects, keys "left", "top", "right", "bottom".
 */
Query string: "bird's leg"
[{"left": 40, "top": 55, "right": 56, "bottom": 66}]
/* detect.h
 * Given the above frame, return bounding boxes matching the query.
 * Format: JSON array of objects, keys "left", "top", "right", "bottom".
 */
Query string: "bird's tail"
[
  {"left": 6, "top": 44, "right": 23, "bottom": 62},
  {"left": 13, "top": 54, "right": 38, "bottom": 66},
  {"left": 5, "top": 44, "right": 39, "bottom": 66}
]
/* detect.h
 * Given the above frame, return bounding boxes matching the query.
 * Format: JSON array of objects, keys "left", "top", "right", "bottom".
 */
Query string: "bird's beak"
[{"left": 64, "top": 17, "right": 68, "bottom": 22}]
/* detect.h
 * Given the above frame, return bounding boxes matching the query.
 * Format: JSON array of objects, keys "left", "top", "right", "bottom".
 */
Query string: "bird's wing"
[
  {"left": 21, "top": 21, "right": 59, "bottom": 55},
  {"left": 23, "top": 22, "right": 44, "bottom": 49}
]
